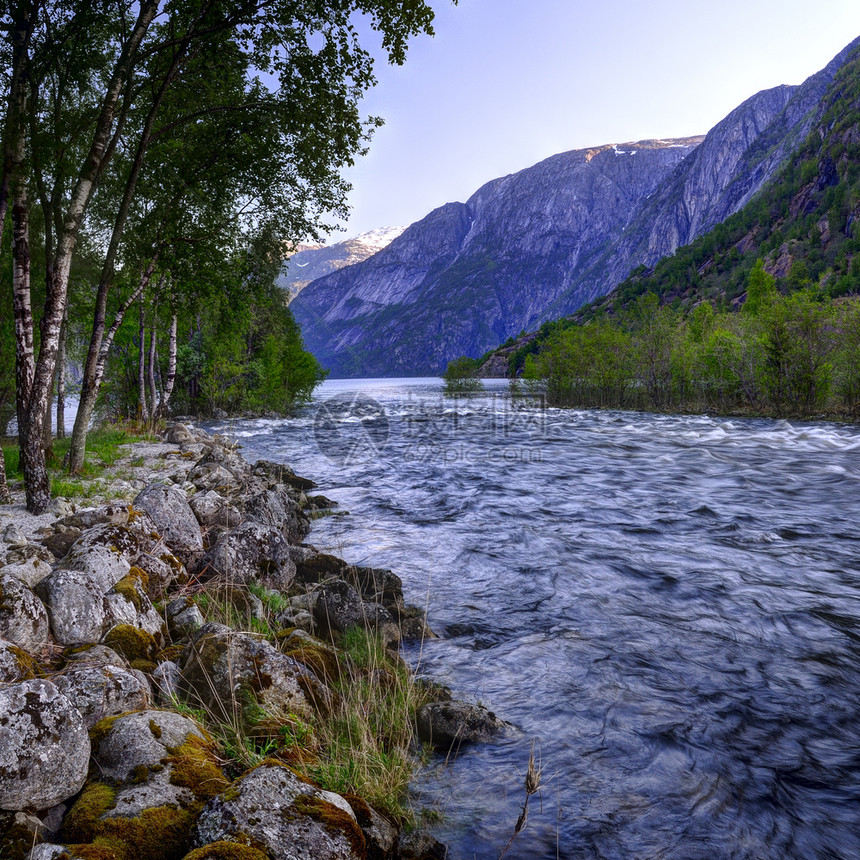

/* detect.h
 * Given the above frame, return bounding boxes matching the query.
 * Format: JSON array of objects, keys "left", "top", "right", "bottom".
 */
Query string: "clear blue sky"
[{"left": 332, "top": 0, "right": 860, "bottom": 241}]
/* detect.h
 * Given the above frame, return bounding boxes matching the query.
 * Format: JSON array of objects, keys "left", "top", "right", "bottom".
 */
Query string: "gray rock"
[
  {"left": 62, "top": 643, "right": 130, "bottom": 669},
  {"left": 253, "top": 459, "right": 317, "bottom": 490},
  {"left": 133, "top": 483, "right": 204, "bottom": 568},
  {"left": 189, "top": 447, "right": 252, "bottom": 489},
  {"left": 395, "top": 828, "right": 448, "bottom": 859},
  {"left": 54, "top": 504, "right": 131, "bottom": 531},
  {"left": 165, "top": 422, "right": 195, "bottom": 444},
  {"left": 102, "top": 570, "right": 165, "bottom": 643},
  {"left": 40, "top": 527, "right": 82, "bottom": 560},
  {"left": 94, "top": 709, "right": 207, "bottom": 785},
  {"left": 350, "top": 799, "right": 398, "bottom": 860},
  {"left": 135, "top": 551, "right": 186, "bottom": 599},
  {"left": 415, "top": 700, "right": 508, "bottom": 752},
  {"left": 151, "top": 660, "right": 181, "bottom": 705},
  {"left": 0, "top": 679, "right": 90, "bottom": 810},
  {"left": 55, "top": 524, "right": 138, "bottom": 590},
  {"left": 166, "top": 597, "right": 205, "bottom": 638},
  {"left": 53, "top": 663, "right": 151, "bottom": 728},
  {"left": 28, "top": 845, "right": 68, "bottom": 860},
  {"left": 192, "top": 763, "right": 363, "bottom": 860},
  {"left": 1, "top": 544, "right": 55, "bottom": 588},
  {"left": 2, "top": 524, "right": 27, "bottom": 547},
  {"left": 189, "top": 490, "right": 242, "bottom": 529},
  {"left": 313, "top": 580, "right": 400, "bottom": 649},
  {"left": 179, "top": 623, "right": 314, "bottom": 720},
  {"left": 63, "top": 709, "right": 227, "bottom": 854},
  {"left": 198, "top": 521, "right": 296, "bottom": 590},
  {"left": 0, "top": 573, "right": 51, "bottom": 653},
  {"left": 39, "top": 569, "right": 108, "bottom": 647},
  {"left": 0, "top": 637, "right": 39, "bottom": 682},
  {"left": 187, "top": 463, "right": 243, "bottom": 494},
  {"left": 243, "top": 488, "right": 309, "bottom": 545}
]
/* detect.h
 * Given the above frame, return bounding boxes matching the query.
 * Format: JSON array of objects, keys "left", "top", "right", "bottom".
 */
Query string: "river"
[{"left": 210, "top": 378, "right": 860, "bottom": 860}]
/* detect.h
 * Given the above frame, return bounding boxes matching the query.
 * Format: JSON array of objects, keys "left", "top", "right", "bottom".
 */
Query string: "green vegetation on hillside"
[
  {"left": 521, "top": 277, "right": 860, "bottom": 417},
  {"left": 486, "top": 45, "right": 860, "bottom": 418}
]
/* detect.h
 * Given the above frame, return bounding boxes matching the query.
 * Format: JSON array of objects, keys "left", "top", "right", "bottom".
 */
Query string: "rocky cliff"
[
  {"left": 292, "top": 37, "right": 860, "bottom": 378},
  {"left": 292, "top": 140, "right": 702, "bottom": 376}
]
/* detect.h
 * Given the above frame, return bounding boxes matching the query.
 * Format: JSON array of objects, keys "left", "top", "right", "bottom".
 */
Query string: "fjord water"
[{"left": 213, "top": 379, "right": 860, "bottom": 860}]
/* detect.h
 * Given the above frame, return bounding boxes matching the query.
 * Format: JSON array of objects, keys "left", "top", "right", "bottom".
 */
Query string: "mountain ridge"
[{"left": 292, "top": 36, "right": 860, "bottom": 377}]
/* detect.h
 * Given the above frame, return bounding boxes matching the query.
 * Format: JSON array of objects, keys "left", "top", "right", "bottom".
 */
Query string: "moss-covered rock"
[
  {"left": 103, "top": 624, "right": 158, "bottom": 663},
  {"left": 181, "top": 842, "right": 271, "bottom": 860},
  {"left": 192, "top": 764, "right": 365, "bottom": 860},
  {"left": 178, "top": 623, "right": 314, "bottom": 722}
]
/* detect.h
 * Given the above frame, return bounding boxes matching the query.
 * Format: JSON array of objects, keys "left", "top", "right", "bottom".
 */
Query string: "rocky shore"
[{"left": 0, "top": 424, "right": 506, "bottom": 860}]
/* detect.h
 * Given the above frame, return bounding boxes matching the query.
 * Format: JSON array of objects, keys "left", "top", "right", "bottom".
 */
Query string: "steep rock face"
[
  {"left": 559, "top": 35, "right": 860, "bottom": 313},
  {"left": 293, "top": 140, "right": 700, "bottom": 376},
  {"left": 292, "top": 37, "right": 860, "bottom": 377}
]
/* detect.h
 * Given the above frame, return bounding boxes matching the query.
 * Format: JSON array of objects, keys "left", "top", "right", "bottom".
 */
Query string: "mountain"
[
  {"left": 277, "top": 227, "right": 405, "bottom": 301},
  {"left": 292, "top": 37, "right": 860, "bottom": 378},
  {"left": 292, "top": 139, "right": 702, "bottom": 376},
  {"left": 490, "top": 39, "right": 860, "bottom": 377}
]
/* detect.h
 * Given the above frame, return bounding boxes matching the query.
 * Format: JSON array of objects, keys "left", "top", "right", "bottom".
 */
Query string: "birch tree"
[{"left": 2, "top": 0, "right": 440, "bottom": 511}]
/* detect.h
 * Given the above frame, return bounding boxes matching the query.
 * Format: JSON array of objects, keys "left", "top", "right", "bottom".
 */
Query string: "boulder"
[
  {"left": 165, "top": 422, "right": 195, "bottom": 444},
  {"left": 415, "top": 700, "right": 508, "bottom": 752},
  {"left": 62, "top": 643, "right": 130, "bottom": 670},
  {"left": 243, "top": 488, "right": 309, "bottom": 545},
  {"left": 39, "top": 567, "right": 108, "bottom": 646},
  {"left": 133, "top": 484, "right": 204, "bottom": 568},
  {"left": 151, "top": 660, "right": 182, "bottom": 705},
  {"left": 188, "top": 447, "right": 252, "bottom": 490},
  {"left": 395, "top": 829, "right": 448, "bottom": 859},
  {"left": 313, "top": 580, "right": 400, "bottom": 649},
  {"left": 0, "top": 573, "right": 51, "bottom": 653},
  {"left": 135, "top": 550, "right": 187, "bottom": 599},
  {"left": 0, "top": 637, "right": 40, "bottom": 683},
  {"left": 188, "top": 491, "right": 242, "bottom": 529},
  {"left": 54, "top": 504, "right": 131, "bottom": 531},
  {"left": 166, "top": 597, "right": 205, "bottom": 639},
  {"left": 53, "top": 663, "right": 151, "bottom": 728},
  {"left": 192, "top": 764, "right": 364, "bottom": 860},
  {"left": 253, "top": 459, "right": 317, "bottom": 490},
  {"left": 198, "top": 521, "right": 296, "bottom": 590},
  {"left": 1, "top": 544, "right": 55, "bottom": 588},
  {"left": 178, "top": 623, "right": 314, "bottom": 720},
  {"left": 61, "top": 710, "right": 228, "bottom": 860},
  {"left": 0, "top": 679, "right": 90, "bottom": 811}
]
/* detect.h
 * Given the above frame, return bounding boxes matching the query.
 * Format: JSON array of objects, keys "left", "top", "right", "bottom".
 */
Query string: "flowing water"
[{"left": 210, "top": 378, "right": 860, "bottom": 860}]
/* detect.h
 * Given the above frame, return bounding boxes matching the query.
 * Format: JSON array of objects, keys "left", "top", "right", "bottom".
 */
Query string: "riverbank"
[{"left": 0, "top": 422, "right": 505, "bottom": 860}]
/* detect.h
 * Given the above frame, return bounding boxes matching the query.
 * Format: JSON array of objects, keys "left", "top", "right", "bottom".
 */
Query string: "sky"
[{"left": 326, "top": 0, "right": 860, "bottom": 242}]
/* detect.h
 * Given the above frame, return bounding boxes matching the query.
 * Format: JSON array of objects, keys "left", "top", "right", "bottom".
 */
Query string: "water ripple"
[{"left": 210, "top": 380, "right": 860, "bottom": 860}]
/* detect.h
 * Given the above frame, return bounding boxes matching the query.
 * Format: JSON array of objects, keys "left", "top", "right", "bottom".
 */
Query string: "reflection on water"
[{"left": 211, "top": 379, "right": 860, "bottom": 860}]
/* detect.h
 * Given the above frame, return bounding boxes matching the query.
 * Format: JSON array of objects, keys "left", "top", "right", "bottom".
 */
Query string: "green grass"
[{"left": 1, "top": 422, "right": 157, "bottom": 499}]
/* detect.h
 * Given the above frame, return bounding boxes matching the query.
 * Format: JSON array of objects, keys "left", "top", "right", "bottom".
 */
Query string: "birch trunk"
[
  {"left": 69, "top": 256, "right": 158, "bottom": 471},
  {"left": 56, "top": 310, "right": 67, "bottom": 439},
  {"left": 157, "top": 313, "right": 178, "bottom": 419},
  {"left": 0, "top": 449, "right": 11, "bottom": 505},
  {"left": 147, "top": 315, "right": 158, "bottom": 430},
  {"left": 16, "top": 1, "right": 159, "bottom": 508},
  {"left": 137, "top": 300, "right": 150, "bottom": 422}
]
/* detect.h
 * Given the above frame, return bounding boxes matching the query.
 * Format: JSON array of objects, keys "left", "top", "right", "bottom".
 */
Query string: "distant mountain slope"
[
  {"left": 277, "top": 227, "right": 405, "bottom": 301},
  {"left": 292, "top": 139, "right": 701, "bottom": 376},
  {"left": 293, "top": 36, "right": 860, "bottom": 378}
]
